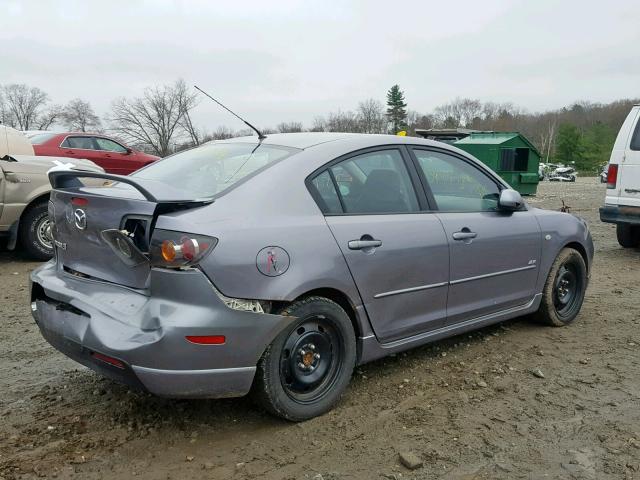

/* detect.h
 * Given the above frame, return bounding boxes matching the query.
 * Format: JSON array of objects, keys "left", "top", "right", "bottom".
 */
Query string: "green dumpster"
[{"left": 453, "top": 132, "right": 541, "bottom": 195}]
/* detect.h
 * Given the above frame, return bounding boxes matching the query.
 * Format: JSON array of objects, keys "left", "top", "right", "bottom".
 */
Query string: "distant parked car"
[
  {"left": 30, "top": 132, "right": 159, "bottom": 175},
  {"left": 599, "top": 165, "right": 608, "bottom": 183},
  {"left": 549, "top": 166, "right": 577, "bottom": 182},
  {"left": 600, "top": 104, "right": 640, "bottom": 247},
  {"left": 0, "top": 126, "right": 104, "bottom": 259}
]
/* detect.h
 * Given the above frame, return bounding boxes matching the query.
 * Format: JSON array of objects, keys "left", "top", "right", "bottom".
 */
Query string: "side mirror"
[
  {"left": 498, "top": 189, "right": 524, "bottom": 212},
  {"left": 125, "top": 147, "right": 133, "bottom": 154}
]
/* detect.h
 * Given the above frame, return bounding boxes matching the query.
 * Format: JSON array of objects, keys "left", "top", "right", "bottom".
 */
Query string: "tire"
[
  {"left": 252, "top": 296, "right": 356, "bottom": 421},
  {"left": 19, "top": 201, "right": 54, "bottom": 261},
  {"left": 616, "top": 223, "right": 639, "bottom": 248},
  {"left": 534, "top": 248, "right": 587, "bottom": 327}
]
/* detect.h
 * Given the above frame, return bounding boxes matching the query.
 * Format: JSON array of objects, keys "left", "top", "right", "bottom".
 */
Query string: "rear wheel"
[
  {"left": 252, "top": 296, "right": 356, "bottom": 421},
  {"left": 19, "top": 201, "right": 54, "bottom": 260},
  {"left": 616, "top": 223, "right": 640, "bottom": 248},
  {"left": 534, "top": 248, "right": 587, "bottom": 327}
]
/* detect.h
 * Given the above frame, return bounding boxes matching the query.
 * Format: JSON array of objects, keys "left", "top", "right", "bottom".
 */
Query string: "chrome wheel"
[{"left": 36, "top": 217, "right": 53, "bottom": 251}]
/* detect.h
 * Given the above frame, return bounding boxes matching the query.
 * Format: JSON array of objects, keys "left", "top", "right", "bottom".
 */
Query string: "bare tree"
[
  {"left": 1, "top": 84, "right": 50, "bottom": 130},
  {"left": 357, "top": 99, "right": 385, "bottom": 134},
  {"left": 180, "top": 108, "right": 203, "bottom": 146},
  {"left": 109, "top": 79, "right": 197, "bottom": 156},
  {"left": 277, "top": 121, "right": 303, "bottom": 133},
  {"left": 310, "top": 116, "right": 327, "bottom": 132},
  {"left": 35, "top": 105, "right": 63, "bottom": 130},
  {"left": 326, "top": 110, "right": 360, "bottom": 133},
  {"left": 210, "top": 125, "right": 237, "bottom": 140},
  {"left": 61, "top": 98, "right": 101, "bottom": 132}
]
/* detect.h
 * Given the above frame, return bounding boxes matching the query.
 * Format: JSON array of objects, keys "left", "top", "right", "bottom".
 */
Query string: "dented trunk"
[{"left": 48, "top": 171, "right": 213, "bottom": 289}]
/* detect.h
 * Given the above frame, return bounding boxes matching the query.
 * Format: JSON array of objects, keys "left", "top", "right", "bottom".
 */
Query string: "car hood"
[{"left": 2, "top": 154, "right": 104, "bottom": 174}]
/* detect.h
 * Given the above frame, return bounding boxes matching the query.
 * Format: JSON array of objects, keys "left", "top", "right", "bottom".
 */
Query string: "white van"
[{"left": 600, "top": 104, "right": 640, "bottom": 248}]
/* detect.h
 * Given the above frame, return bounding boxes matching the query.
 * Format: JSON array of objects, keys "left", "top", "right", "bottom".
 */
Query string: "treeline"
[{"left": 1, "top": 80, "right": 636, "bottom": 172}]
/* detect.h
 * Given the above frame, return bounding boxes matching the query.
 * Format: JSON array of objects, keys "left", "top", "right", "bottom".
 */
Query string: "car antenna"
[{"left": 194, "top": 85, "right": 266, "bottom": 141}]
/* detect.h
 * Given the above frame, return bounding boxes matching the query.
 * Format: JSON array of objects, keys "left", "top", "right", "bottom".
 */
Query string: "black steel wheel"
[
  {"left": 535, "top": 248, "right": 587, "bottom": 327},
  {"left": 279, "top": 316, "right": 343, "bottom": 404},
  {"left": 253, "top": 296, "right": 356, "bottom": 421}
]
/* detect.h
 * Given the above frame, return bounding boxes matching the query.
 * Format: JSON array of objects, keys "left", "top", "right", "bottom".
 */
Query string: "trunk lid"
[{"left": 49, "top": 171, "right": 213, "bottom": 289}]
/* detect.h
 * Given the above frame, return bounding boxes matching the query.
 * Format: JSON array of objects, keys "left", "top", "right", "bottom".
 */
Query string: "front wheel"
[
  {"left": 534, "top": 248, "right": 587, "bottom": 327},
  {"left": 19, "top": 201, "right": 54, "bottom": 260},
  {"left": 252, "top": 296, "right": 356, "bottom": 421}
]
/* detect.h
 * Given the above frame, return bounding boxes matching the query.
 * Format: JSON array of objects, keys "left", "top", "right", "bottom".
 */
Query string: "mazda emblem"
[{"left": 74, "top": 209, "right": 87, "bottom": 230}]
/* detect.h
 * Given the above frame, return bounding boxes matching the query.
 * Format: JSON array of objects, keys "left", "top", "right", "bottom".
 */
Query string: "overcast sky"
[{"left": 2, "top": 0, "right": 639, "bottom": 130}]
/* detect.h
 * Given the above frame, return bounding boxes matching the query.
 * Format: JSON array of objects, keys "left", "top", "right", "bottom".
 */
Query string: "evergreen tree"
[
  {"left": 555, "top": 123, "right": 582, "bottom": 166},
  {"left": 386, "top": 85, "right": 407, "bottom": 134}
]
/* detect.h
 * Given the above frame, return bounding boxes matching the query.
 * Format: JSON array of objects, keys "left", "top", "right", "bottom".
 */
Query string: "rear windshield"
[
  {"left": 29, "top": 133, "right": 58, "bottom": 144},
  {"left": 132, "top": 142, "right": 296, "bottom": 198}
]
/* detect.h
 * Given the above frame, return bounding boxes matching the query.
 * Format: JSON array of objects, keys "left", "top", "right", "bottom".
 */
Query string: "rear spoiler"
[{"left": 48, "top": 170, "right": 215, "bottom": 204}]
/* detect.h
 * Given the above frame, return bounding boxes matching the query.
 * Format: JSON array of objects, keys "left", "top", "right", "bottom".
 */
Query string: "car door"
[
  {"left": 410, "top": 147, "right": 541, "bottom": 325},
  {"left": 94, "top": 137, "right": 134, "bottom": 175},
  {"left": 310, "top": 147, "right": 450, "bottom": 343},
  {"left": 60, "top": 136, "right": 104, "bottom": 168}
]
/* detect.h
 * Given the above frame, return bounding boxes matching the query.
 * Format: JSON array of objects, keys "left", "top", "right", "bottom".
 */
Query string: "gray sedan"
[{"left": 30, "top": 133, "right": 593, "bottom": 421}]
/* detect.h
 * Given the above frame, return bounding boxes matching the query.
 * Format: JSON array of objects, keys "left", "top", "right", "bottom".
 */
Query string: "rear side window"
[
  {"left": 324, "top": 149, "right": 419, "bottom": 214},
  {"left": 631, "top": 117, "right": 640, "bottom": 151},
  {"left": 310, "top": 171, "right": 342, "bottom": 214}
]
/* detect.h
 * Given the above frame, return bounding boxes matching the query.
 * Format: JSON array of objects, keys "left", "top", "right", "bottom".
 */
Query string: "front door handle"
[
  {"left": 452, "top": 228, "right": 477, "bottom": 241},
  {"left": 348, "top": 239, "right": 382, "bottom": 250}
]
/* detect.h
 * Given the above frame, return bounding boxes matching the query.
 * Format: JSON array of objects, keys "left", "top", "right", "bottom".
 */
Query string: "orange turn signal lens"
[{"left": 161, "top": 240, "right": 177, "bottom": 262}]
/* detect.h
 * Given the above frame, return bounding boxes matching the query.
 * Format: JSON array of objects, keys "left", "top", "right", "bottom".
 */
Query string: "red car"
[{"left": 30, "top": 132, "right": 159, "bottom": 175}]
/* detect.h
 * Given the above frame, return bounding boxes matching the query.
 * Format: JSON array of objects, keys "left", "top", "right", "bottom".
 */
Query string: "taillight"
[
  {"left": 607, "top": 164, "right": 618, "bottom": 189},
  {"left": 150, "top": 229, "right": 217, "bottom": 268}
]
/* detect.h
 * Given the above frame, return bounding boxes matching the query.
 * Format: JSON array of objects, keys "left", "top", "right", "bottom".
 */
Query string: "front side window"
[
  {"left": 63, "top": 136, "right": 95, "bottom": 150},
  {"left": 413, "top": 149, "right": 500, "bottom": 212},
  {"left": 327, "top": 149, "right": 419, "bottom": 214},
  {"left": 95, "top": 137, "right": 127, "bottom": 153},
  {"left": 133, "top": 142, "right": 295, "bottom": 198}
]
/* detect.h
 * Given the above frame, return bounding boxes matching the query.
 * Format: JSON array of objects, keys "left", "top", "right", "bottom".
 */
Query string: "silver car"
[{"left": 30, "top": 133, "right": 593, "bottom": 421}]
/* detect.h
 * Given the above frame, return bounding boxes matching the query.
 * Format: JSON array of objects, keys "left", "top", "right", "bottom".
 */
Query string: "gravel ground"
[{"left": 1, "top": 178, "right": 639, "bottom": 479}]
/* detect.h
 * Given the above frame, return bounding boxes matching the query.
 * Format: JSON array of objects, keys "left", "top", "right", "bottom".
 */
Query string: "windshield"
[
  {"left": 29, "top": 133, "right": 58, "bottom": 144},
  {"left": 132, "top": 142, "right": 296, "bottom": 198}
]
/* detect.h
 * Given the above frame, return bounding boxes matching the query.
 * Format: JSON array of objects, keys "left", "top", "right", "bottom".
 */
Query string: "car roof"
[{"left": 217, "top": 132, "right": 454, "bottom": 151}]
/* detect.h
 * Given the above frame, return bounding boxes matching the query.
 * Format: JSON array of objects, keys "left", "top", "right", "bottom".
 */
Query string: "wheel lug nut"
[
  {"left": 298, "top": 362, "right": 306, "bottom": 369},
  {"left": 309, "top": 344, "right": 316, "bottom": 350},
  {"left": 313, "top": 353, "right": 320, "bottom": 360}
]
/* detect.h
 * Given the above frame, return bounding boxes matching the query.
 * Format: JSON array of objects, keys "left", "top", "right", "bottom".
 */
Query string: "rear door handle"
[
  {"left": 348, "top": 239, "right": 382, "bottom": 250},
  {"left": 452, "top": 229, "right": 477, "bottom": 241}
]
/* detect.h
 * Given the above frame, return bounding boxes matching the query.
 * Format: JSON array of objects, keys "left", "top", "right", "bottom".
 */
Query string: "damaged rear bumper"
[{"left": 30, "top": 261, "right": 292, "bottom": 398}]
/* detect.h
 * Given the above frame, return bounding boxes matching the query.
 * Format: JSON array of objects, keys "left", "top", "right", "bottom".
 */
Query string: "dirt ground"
[{"left": 1, "top": 178, "right": 639, "bottom": 480}]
